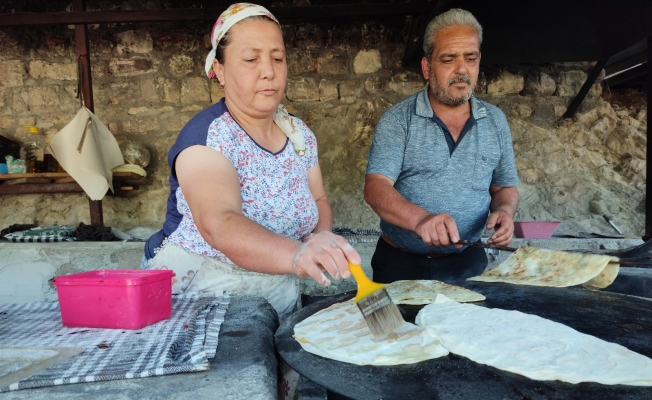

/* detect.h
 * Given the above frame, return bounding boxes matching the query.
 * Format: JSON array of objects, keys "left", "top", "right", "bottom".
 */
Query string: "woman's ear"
[{"left": 213, "top": 59, "right": 225, "bottom": 87}]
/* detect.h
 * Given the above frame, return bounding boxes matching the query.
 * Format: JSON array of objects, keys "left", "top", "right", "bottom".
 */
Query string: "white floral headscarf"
[{"left": 204, "top": 3, "right": 305, "bottom": 155}]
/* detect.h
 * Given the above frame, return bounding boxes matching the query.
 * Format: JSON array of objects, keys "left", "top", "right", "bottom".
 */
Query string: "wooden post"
[
  {"left": 73, "top": 0, "right": 103, "bottom": 226},
  {"left": 646, "top": 36, "right": 652, "bottom": 240}
]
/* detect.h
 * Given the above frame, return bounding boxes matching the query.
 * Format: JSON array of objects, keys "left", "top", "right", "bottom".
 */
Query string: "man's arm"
[
  {"left": 364, "top": 174, "right": 460, "bottom": 247},
  {"left": 486, "top": 185, "right": 519, "bottom": 245}
]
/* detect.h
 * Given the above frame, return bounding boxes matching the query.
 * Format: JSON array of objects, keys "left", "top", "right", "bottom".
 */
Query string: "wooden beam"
[
  {"left": 0, "top": 182, "right": 84, "bottom": 195},
  {"left": 0, "top": 3, "right": 437, "bottom": 26},
  {"left": 646, "top": 36, "right": 652, "bottom": 240},
  {"left": 73, "top": 0, "right": 103, "bottom": 227},
  {"left": 402, "top": 0, "right": 453, "bottom": 67},
  {"left": 562, "top": 59, "right": 609, "bottom": 119}
]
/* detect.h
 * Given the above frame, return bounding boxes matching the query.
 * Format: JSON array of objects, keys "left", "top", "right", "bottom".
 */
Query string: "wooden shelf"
[{"left": 0, "top": 172, "right": 149, "bottom": 226}]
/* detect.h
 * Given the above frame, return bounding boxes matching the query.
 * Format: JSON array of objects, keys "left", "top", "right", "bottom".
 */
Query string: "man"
[{"left": 364, "top": 8, "right": 519, "bottom": 283}]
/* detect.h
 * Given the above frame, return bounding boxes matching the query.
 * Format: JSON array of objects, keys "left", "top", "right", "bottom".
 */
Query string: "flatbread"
[
  {"left": 293, "top": 300, "right": 448, "bottom": 366},
  {"left": 386, "top": 280, "right": 485, "bottom": 304},
  {"left": 582, "top": 262, "right": 619, "bottom": 289},
  {"left": 416, "top": 294, "right": 652, "bottom": 386},
  {"left": 467, "top": 246, "right": 619, "bottom": 288}
]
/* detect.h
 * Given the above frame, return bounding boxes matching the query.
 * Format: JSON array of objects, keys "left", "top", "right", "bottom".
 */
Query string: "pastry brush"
[{"left": 349, "top": 263, "right": 404, "bottom": 337}]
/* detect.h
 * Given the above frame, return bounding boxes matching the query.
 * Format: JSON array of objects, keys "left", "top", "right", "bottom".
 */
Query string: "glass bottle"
[
  {"left": 19, "top": 126, "right": 45, "bottom": 173},
  {"left": 43, "top": 138, "right": 62, "bottom": 173}
]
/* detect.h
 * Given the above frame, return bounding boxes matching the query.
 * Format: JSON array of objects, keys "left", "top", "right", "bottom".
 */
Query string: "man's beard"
[{"left": 429, "top": 73, "right": 474, "bottom": 107}]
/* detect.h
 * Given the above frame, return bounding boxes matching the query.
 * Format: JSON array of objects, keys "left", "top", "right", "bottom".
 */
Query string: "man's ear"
[
  {"left": 213, "top": 59, "right": 225, "bottom": 87},
  {"left": 421, "top": 56, "right": 430, "bottom": 80}
]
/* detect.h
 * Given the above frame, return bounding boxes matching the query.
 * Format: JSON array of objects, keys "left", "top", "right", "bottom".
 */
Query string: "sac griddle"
[{"left": 276, "top": 282, "right": 652, "bottom": 400}]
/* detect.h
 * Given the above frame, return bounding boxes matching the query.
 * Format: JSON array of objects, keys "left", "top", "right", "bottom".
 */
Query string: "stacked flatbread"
[
  {"left": 467, "top": 246, "right": 620, "bottom": 289},
  {"left": 293, "top": 300, "right": 448, "bottom": 366},
  {"left": 416, "top": 294, "right": 652, "bottom": 386}
]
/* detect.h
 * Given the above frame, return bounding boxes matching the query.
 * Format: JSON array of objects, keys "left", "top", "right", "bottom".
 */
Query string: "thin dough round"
[
  {"left": 294, "top": 300, "right": 448, "bottom": 366},
  {"left": 416, "top": 294, "right": 652, "bottom": 386}
]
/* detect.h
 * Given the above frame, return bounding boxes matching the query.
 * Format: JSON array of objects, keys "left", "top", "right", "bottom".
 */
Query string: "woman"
[{"left": 143, "top": 3, "right": 360, "bottom": 321}]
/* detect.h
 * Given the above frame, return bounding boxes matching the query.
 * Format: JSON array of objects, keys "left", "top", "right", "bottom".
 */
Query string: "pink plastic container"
[
  {"left": 513, "top": 221, "right": 561, "bottom": 239},
  {"left": 52, "top": 270, "right": 175, "bottom": 330}
]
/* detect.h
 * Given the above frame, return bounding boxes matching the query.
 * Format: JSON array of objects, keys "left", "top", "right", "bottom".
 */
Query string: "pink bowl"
[{"left": 513, "top": 221, "right": 561, "bottom": 239}]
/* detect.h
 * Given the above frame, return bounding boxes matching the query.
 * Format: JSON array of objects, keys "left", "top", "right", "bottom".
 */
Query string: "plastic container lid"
[{"left": 52, "top": 270, "right": 174, "bottom": 287}]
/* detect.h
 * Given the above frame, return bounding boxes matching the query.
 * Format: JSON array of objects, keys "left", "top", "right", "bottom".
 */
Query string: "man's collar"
[{"left": 416, "top": 85, "right": 487, "bottom": 120}]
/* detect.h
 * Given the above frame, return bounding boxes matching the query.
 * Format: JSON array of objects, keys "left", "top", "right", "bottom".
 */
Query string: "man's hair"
[{"left": 422, "top": 8, "right": 483, "bottom": 59}]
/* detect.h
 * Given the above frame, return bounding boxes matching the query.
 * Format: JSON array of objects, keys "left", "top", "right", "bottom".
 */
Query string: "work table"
[{"left": 2, "top": 296, "right": 280, "bottom": 400}]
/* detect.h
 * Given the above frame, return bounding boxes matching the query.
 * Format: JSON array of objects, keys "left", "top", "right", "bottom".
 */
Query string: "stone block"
[
  {"left": 532, "top": 102, "right": 553, "bottom": 122},
  {"left": 164, "top": 113, "right": 194, "bottom": 132},
  {"left": 486, "top": 70, "right": 524, "bottom": 95},
  {"left": 140, "top": 77, "right": 181, "bottom": 103},
  {"left": 108, "top": 82, "right": 140, "bottom": 105},
  {"left": 553, "top": 105, "right": 567, "bottom": 117},
  {"left": 109, "top": 57, "right": 157, "bottom": 77},
  {"left": 353, "top": 49, "right": 381, "bottom": 74},
  {"left": 0, "top": 33, "right": 23, "bottom": 60},
  {"left": 116, "top": 30, "right": 154, "bottom": 55},
  {"left": 364, "top": 76, "right": 390, "bottom": 94},
  {"left": 154, "top": 33, "right": 201, "bottom": 53},
  {"left": 319, "top": 79, "right": 338, "bottom": 102},
  {"left": 605, "top": 124, "right": 646, "bottom": 159},
  {"left": 294, "top": 24, "right": 324, "bottom": 50},
  {"left": 168, "top": 54, "right": 194, "bottom": 75},
  {"left": 182, "top": 105, "right": 203, "bottom": 112},
  {"left": 338, "top": 81, "right": 361, "bottom": 103},
  {"left": 556, "top": 70, "right": 587, "bottom": 97},
  {"left": 389, "top": 71, "right": 424, "bottom": 96},
  {"left": 287, "top": 49, "right": 315, "bottom": 75},
  {"left": 0, "top": 60, "right": 25, "bottom": 88},
  {"left": 0, "top": 116, "right": 13, "bottom": 129},
  {"left": 523, "top": 71, "right": 556, "bottom": 96},
  {"left": 121, "top": 117, "right": 162, "bottom": 134},
  {"left": 91, "top": 61, "right": 109, "bottom": 78},
  {"left": 18, "top": 86, "right": 61, "bottom": 111},
  {"left": 511, "top": 102, "right": 533, "bottom": 118},
  {"left": 127, "top": 107, "right": 156, "bottom": 116},
  {"left": 181, "top": 77, "right": 210, "bottom": 104},
  {"left": 316, "top": 53, "right": 349, "bottom": 75},
  {"left": 286, "top": 77, "right": 319, "bottom": 102},
  {"left": 28, "top": 61, "right": 77, "bottom": 81},
  {"left": 589, "top": 200, "right": 607, "bottom": 215}
]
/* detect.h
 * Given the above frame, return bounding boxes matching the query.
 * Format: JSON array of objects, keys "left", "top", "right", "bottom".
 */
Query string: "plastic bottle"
[
  {"left": 43, "top": 138, "right": 62, "bottom": 173},
  {"left": 19, "top": 126, "right": 45, "bottom": 173}
]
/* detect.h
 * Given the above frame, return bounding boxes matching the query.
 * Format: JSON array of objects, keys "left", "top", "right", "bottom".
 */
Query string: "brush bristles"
[{"left": 356, "top": 289, "right": 405, "bottom": 337}]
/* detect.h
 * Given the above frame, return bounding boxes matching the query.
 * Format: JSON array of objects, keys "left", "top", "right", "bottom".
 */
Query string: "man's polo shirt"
[{"left": 366, "top": 86, "right": 520, "bottom": 255}]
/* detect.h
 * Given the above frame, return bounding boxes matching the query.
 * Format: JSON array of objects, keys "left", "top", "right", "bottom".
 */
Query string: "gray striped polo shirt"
[{"left": 366, "top": 86, "right": 519, "bottom": 254}]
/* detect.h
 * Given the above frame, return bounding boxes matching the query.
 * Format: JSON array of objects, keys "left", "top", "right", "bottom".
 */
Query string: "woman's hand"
[{"left": 292, "top": 232, "right": 361, "bottom": 286}]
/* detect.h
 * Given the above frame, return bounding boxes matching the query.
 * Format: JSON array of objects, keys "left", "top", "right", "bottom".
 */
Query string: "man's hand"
[
  {"left": 415, "top": 213, "right": 461, "bottom": 247},
  {"left": 292, "top": 231, "right": 360, "bottom": 286},
  {"left": 486, "top": 209, "right": 514, "bottom": 246}
]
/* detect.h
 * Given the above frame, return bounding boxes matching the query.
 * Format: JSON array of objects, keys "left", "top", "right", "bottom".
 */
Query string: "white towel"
[{"left": 49, "top": 107, "right": 124, "bottom": 200}]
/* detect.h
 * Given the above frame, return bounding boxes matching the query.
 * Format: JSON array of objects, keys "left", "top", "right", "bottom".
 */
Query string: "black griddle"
[{"left": 275, "top": 282, "right": 652, "bottom": 400}]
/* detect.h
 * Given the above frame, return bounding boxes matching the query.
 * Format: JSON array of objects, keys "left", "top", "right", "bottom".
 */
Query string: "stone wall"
[{"left": 0, "top": 14, "right": 646, "bottom": 236}]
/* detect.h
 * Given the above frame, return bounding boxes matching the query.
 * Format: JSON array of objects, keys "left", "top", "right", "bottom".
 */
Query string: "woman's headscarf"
[{"left": 204, "top": 3, "right": 305, "bottom": 155}]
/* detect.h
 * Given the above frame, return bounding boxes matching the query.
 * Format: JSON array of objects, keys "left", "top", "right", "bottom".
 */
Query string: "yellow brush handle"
[{"left": 349, "top": 263, "right": 386, "bottom": 303}]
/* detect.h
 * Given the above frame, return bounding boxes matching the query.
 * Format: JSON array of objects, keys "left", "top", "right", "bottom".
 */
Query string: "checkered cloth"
[
  {"left": 0, "top": 293, "right": 229, "bottom": 392},
  {"left": 3, "top": 236, "right": 76, "bottom": 242},
  {"left": 332, "top": 227, "right": 382, "bottom": 246}
]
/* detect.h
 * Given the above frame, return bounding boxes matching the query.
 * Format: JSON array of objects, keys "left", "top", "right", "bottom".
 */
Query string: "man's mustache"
[{"left": 448, "top": 75, "right": 471, "bottom": 85}]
